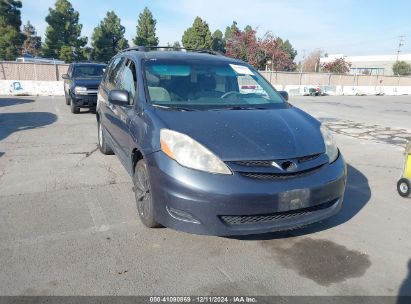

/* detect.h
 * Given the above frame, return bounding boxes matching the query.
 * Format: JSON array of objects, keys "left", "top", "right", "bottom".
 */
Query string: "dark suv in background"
[
  {"left": 62, "top": 63, "right": 106, "bottom": 114},
  {"left": 96, "top": 47, "right": 346, "bottom": 236}
]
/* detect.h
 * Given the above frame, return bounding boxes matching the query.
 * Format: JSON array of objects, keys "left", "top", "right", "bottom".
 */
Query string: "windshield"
[
  {"left": 73, "top": 65, "right": 105, "bottom": 78},
  {"left": 144, "top": 59, "right": 286, "bottom": 110}
]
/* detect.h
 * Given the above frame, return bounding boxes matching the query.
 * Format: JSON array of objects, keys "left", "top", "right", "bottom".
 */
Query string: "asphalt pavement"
[{"left": 0, "top": 95, "right": 410, "bottom": 296}]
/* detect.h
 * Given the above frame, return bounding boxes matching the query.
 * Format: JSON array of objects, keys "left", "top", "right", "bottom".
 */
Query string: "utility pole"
[
  {"left": 396, "top": 35, "right": 405, "bottom": 62},
  {"left": 300, "top": 49, "right": 306, "bottom": 73}
]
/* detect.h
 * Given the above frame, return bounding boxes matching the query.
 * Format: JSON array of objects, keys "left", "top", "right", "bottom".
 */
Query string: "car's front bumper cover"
[
  {"left": 71, "top": 94, "right": 97, "bottom": 108},
  {"left": 146, "top": 151, "right": 347, "bottom": 236}
]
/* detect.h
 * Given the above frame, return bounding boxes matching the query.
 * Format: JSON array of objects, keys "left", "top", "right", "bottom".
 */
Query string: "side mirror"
[
  {"left": 109, "top": 89, "right": 129, "bottom": 106},
  {"left": 279, "top": 90, "right": 289, "bottom": 101},
  {"left": 61, "top": 74, "right": 69, "bottom": 80}
]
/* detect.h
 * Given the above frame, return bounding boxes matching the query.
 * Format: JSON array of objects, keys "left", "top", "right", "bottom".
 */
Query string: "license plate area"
[{"left": 278, "top": 188, "right": 311, "bottom": 211}]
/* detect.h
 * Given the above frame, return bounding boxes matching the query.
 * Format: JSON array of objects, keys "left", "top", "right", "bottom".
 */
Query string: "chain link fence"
[
  {"left": 0, "top": 62, "right": 69, "bottom": 81},
  {"left": 2, "top": 61, "right": 411, "bottom": 90},
  {"left": 259, "top": 71, "right": 411, "bottom": 88}
]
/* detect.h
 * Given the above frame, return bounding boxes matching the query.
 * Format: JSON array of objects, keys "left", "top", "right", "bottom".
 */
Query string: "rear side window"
[
  {"left": 106, "top": 57, "right": 125, "bottom": 91},
  {"left": 118, "top": 59, "right": 137, "bottom": 105}
]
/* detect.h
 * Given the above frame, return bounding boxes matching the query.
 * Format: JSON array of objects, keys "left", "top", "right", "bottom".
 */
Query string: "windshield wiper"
[
  {"left": 152, "top": 104, "right": 196, "bottom": 111},
  {"left": 208, "top": 105, "right": 268, "bottom": 111}
]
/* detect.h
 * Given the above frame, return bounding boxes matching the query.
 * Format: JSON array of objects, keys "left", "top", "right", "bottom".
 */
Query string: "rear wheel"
[
  {"left": 397, "top": 178, "right": 411, "bottom": 197},
  {"left": 133, "top": 159, "right": 161, "bottom": 228},
  {"left": 70, "top": 100, "right": 80, "bottom": 114},
  {"left": 98, "top": 120, "right": 113, "bottom": 155}
]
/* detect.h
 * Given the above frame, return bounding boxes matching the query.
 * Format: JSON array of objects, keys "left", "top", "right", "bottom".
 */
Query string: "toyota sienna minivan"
[{"left": 96, "top": 46, "right": 347, "bottom": 236}]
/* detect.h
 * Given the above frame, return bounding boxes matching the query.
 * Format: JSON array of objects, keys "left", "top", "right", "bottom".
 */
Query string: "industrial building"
[{"left": 320, "top": 53, "right": 411, "bottom": 76}]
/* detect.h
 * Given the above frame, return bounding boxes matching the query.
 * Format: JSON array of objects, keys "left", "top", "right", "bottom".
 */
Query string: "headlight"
[
  {"left": 74, "top": 86, "right": 88, "bottom": 94},
  {"left": 320, "top": 125, "right": 339, "bottom": 163},
  {"left": 160, "top": 129, "right": 232, "bottom": 175}
]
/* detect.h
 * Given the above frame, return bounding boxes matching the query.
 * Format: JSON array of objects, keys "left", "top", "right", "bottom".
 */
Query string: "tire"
[
  {"left": 133, "top": 159, "right": 161, "bottom": 228},
  {"left": 397, "top": 178, "right": 411, "bottom": 197},
  {"left": 65, "top": 92, "right": 71, "bottom": 105},
  {"left": 70, "top": 100, "right": 80, "bottom": 114},
  {"left": 97, "top": 120, "right": 114, "bottom": 155}
]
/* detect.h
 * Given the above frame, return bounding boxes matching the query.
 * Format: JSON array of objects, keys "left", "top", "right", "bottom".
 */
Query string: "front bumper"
[
  {"left": 71, "top": 94, "right": 97, "bottom": 108},
  {"left": 146, "top": 152, "right": 347, "bottom": 236}
]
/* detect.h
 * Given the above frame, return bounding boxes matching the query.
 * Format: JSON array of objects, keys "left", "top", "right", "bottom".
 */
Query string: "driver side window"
[
  {"left": 106, "top": 57, "right": 125, "bottom": 91},
  {"left": 118, "top": 59, "right": 137, "bottom": 105}
]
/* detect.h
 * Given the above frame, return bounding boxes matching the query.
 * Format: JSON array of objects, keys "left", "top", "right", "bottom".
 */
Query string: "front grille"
[
  {"left": 240, "top": 164, "right": 323, "bottom": 180},
  {"left": 235, "top": 154, "right": 321, "bottom": 167},
  {"left": 220, "top": 199, "right": 338, "bottom": 225},
  {"left": 78, "top": 95, "right": 97, "bottom": 101}
]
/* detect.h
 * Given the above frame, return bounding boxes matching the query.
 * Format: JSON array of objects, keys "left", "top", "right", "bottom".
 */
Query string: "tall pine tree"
[
  {"left": 0, "top": 0, "right": 24, "bottom": 60},
  {"left": 133, "top": 7, "right": 159, "bottom": 46},
  {"left": 43, "top": 0, "right": 87, "bottom": 62},
  {"left": 182, "top": 17, "right": 212, "bottom": 50},
  {"left": 91, "top": 11, "right": 129, "bottom": 62},
  {"left": 224, "top": 21, "right": 239, "bottom": 42},
  {"left": 211, "top": 30, "right": 225, "bottom": 53}
]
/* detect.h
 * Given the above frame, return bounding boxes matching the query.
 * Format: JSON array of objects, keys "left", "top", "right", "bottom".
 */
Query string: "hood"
[
  {"left": 73, "top": 77, "right": 102, "bottom": 88},
  {"left": 155, "top": 107, "right": 325, "bottom": 161}
]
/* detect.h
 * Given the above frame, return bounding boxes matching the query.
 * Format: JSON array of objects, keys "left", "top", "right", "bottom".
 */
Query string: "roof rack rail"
[
  {"left": 73, "top": 60, "right": 107, "bottom": 64},
  {"left": 119, "top": 46, "right": 223, "bottom": 56}
]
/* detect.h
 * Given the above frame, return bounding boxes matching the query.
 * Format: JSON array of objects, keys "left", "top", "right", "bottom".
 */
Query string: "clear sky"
[{"left": 21, "top": 0, "right": 411, "bottom": 61}]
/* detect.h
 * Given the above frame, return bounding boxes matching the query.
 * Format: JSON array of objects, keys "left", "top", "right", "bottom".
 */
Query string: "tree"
[
  {"left": 260, "top": 33, "right": 296, "bottom": 71},
  {"left": 301, "top": 50, "right": 323, "bottom": 72},
  {"left": 22, "top": 21, "right": 42, "bottom": 56},
  {"left": 172, "top": 41, "right": 181, "bottom": 49},
  {"left": 225, "top": 28, "right": 261, "bottom": 67},
  {"left": 182, "top": 17, "right": 212, "bottom": 50},
  {"left": 133, "top": 7, "right": 159, "bottom": 46},
  {"left": 224, "top": 21, "right": 239, "bottom": 42},
  {"left": 226, "top": 30, "right": 295, "bottom": 70},
  {"left": 166, "top": 41, "right": 181, "bottom": 51},
  {"left": 244, "top": 25, "right": 253, "bottom": 33},
  {"left": 0, "top": 0, "right": 24, "bottom": 60},
  {"left": 43, "top": 0, "right": 87, "bottom": 62},
  {"left": 91, "top": 11, "right": 129, "bottom": 62},
  {"left": 276, "top": 37, "right": 297, "bottom": 61},
  {"left": 392, "top": 61, "right": 411, "bottom": 76},
  {"left": 321, "top": 58, "right": 351, "bottom": 74},
  {"left": 211, "top": 30, "right": 225, "bottom": 53}
]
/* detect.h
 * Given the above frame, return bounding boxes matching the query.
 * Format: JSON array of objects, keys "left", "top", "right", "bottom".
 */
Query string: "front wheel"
[
  {"left": 397, "top": 178, "right": 411, "bottom": 197},
  {"left": 133, "top": 159, "right": 161, "bottom": 228},
  {"left": 70, "top": 100, "right": 80, "bottom": 114},
  {"left": 65, "top": 92, "right": 71, "bottom": 105}
]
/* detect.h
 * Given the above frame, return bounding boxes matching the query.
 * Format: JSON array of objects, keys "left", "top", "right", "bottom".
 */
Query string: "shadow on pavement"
[
  {"left": 231, "top": 164, "right": 371, "bottom": 240},
  {"left": 0, "top": 112, "right": 58, "bottom": 155},
  {"left": 398, "top": 260, "right": 411, "bottom": 303},
  {"left": 0, "top": 97, "right": 35, "bottom": 108}
]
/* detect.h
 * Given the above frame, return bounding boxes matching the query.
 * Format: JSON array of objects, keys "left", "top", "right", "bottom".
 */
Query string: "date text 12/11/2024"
[{"left": 149, "top": 296, "right": 257, "bottom": 303}]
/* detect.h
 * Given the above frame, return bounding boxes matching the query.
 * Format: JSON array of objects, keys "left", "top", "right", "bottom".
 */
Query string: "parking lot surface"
[{"left": 0, "top": 95, "right": 410, "bottom": 296}]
